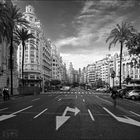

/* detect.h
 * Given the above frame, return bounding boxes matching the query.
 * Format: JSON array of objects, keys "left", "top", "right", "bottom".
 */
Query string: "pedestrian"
[
  {"left": 2, "top": 87, "right": 10, "bottom": 101},
  {"left": 110, "top": 87, "right": 117, "bottom": 107}
]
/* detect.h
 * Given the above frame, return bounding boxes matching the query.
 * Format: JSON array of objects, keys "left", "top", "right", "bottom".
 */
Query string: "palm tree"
[
  {"left": 106, "top": 22, "right": 135, "bottom": 89},
  {"left": 14, "top": 28, "right": 35, "bottom": 84},
  {"left": 0, "top": 1, "right": 29, "bottom": 95},
  {"left": 0, "top": 2, "right": 11, "bottom": 44}
]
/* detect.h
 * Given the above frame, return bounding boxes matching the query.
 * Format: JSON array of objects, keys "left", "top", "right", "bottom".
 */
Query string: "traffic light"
[{"left": 111, "top": 70, "right": 116, "bottom": 78}]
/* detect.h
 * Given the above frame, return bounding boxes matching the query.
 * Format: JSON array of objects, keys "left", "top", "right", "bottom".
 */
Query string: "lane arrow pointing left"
[{"left": 0, "top": 114, "right": 16, "bottom": 121}]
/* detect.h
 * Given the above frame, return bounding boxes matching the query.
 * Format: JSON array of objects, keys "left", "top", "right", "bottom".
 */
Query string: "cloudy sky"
[{"left": 16, "top": 0, "right": 140, "bottom": 69}]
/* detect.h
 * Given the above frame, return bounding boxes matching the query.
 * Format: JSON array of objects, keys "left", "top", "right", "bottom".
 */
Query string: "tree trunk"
[
  {"left": 119, "top": 42, "right": 123, "bottom": 89},
  {"left": 10, "top": 37, "right": 13, "bottom": 95},
  {"left": 22, "top": 41, "right": 25, "bottom": 86}
]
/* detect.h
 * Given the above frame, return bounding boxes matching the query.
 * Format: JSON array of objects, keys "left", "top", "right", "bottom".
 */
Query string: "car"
[
  {"left": 117, "top": 86, "right": 135, "bottom": 98},
  {"left": 96, "top": 88, "right": 107, "bottom": 92},
  {"left": 125, "top": 90, "right": 140, "bottom": 100},
  {"left": 60, "top": 86, "right": 70, "bottom": 91}
]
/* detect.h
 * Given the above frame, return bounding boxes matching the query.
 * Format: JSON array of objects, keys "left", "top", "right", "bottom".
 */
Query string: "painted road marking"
[
  {"left": 88, "top": 109, "right": 95, "bottom": 121},
  {"left": 130, "top": 111, "right": 140, "bottom": 117},
  {"left": 0, "top": 106, "right": 33, "bottom": 122},
  {"left": 32, "top": 98, "right": 40, "bottom": 101},
  {"left": 58, "top": 98, "right": 61, "bottom": 101},
  {"left": 96, "top": 95, "right": 112, "bottom": 104},
  {"left": 55, "top": 95, "right": 61, "bottom": 99},
  {"left": 11, "top": 106, "right": 33, "bottom": 115},
  {"left": 0, "top": 107, "right": 8, "bottom": 111},
  {"left": 34, "top": 108, "right": 48, "bottom": 119},
  {"left": 103, "top": 107, "right": 140, "bottom": 127}
]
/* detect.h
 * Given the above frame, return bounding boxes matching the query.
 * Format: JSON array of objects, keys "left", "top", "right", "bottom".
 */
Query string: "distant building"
[
  {"left": 40, "top": 36, "right": 52, "bottom": 91},
  {"left": 51, "top": 43, "right": 66, "bottom": 82},
  {"left": 68, "top": 62, "right": 74, "bottom": 84},
  {"left": 87, "top": 64, "right": 96, "bottom": 86}
]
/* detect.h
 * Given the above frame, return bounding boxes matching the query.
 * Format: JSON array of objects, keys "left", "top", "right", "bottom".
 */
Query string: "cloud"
[
  {"left": 61, "top": 53, "right": 104, "bottom": 70},
  {"left": 56, "top": 0, "right": 139, "bottom": 68},
  {"left": 81, "top": 1, "right": 95, "bottom": 14}
]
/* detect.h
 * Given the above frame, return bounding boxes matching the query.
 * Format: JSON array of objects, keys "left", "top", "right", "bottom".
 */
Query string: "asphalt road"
[{"left": 0, "top": 88, "right": 140, "bottom": 140}]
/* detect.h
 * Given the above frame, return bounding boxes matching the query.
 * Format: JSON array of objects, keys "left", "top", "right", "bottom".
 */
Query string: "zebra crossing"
[{"left": 45, "top": 91, "right": 94, "bottom": 95}]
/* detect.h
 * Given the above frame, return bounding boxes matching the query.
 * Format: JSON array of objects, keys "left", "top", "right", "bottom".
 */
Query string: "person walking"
[
  {"left": 2, "top": 87, "right": 10, "bottom": 101},
  {"left": 110, "top": 87, "right": 117, "bottom": 107}
]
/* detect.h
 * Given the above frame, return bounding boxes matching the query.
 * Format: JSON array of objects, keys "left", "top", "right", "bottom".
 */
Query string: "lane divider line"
[
  {"left": 0, "top": 107, "right": 8, "bottom": 111},
  {"left": 88, "top": 109, "right": 95, "bottom": 121},
  {"left": 34, "top": 108, "right": 48, "bottom": 119},
  {"left": 32, "top": 98, "right": 40, "bottom": 102},
  {"left": 96, "top": 95, "right": 112, "bottom": 104},
  {"left": 130, "top": 111, "right": 140, "bottom": 117},
  {"left": 11, "top": 106, "right": 33, "bottom": 115}
]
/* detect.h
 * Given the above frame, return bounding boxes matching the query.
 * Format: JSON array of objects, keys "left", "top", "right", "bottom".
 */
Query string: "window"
[
  {"left": 31, "top": 59, "right": 34, "bottom": 63},
  {"left": 30, "top": 44, "right": 34, "bottom": 50}
]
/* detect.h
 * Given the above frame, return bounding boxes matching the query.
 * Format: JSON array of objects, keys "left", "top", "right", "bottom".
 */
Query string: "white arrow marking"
[
  {"left": 0, "top": 114, "right": 16, "bottom": 121},
  {"left": 58, "top": 98, "right": 61, "bottom": 101},
  {"left": 56, "top": 106, "right": 80, "bottom": 130},
  {"left": 103, "top": 107, "right": 140, "bottom": 127},
  {"left": 56, "top": 116, "right": 70, "bottom": 130},
  {"left": 0, "top": 106, "right": 32, "bottom": 122},
  {"left": 62, "top": 106, "right": 80, "bottom": 116}
]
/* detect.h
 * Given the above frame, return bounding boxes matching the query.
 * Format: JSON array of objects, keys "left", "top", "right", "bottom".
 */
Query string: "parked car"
[
  {"left": 125, "top": 90, "right": 140, "bottom": 100},
  {"left": 96, "top": 88, "right": 107, "bottom": 92},
  {"left": 117, "top": 88, "right": 132, "bottom": 98}
]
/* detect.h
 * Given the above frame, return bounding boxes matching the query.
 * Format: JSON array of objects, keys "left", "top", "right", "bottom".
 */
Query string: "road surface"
[{"left": 0, "top": 88, "right": 140, "bottom": 140}]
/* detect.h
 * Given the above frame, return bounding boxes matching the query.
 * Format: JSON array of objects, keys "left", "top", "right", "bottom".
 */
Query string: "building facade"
[
  {"left": 67, "top": 62, "right": 74, "bottom": 84},
  {"left": 17, "top": 5, "right": 43, "bottom": 87},
  {"left": 86, "top": 64, "right": 96, "bottom": 86}
]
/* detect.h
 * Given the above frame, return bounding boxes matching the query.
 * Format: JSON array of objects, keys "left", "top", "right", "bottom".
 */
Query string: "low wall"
[{"left": 18, "top": 86, "right": 41, "bottom": 95}]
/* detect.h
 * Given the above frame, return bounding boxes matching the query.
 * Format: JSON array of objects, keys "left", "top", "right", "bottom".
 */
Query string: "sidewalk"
[{"left": 0, "top": 94, "right": 24, "bottom": 103}]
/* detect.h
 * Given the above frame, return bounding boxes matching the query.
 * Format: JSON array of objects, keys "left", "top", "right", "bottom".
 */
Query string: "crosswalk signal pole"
[{"left": 111, "top": 71, "right": 116, "bottom": 88}]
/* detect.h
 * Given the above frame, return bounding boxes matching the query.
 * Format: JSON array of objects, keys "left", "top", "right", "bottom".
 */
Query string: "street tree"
[
  {"left": 106, "top": 22, "right": 135, "bottom": 89},
  {"left": 126, "top": 32, "right": 140, "bottom": 68},
  {"left": 50, "top": 80, "right": 61, "bottom": 86},
  {"left": 14, "top": 28, "right": 35, "bottom": 84},
  {"left": 0, "top": 1, "right": 29, "bottom": 95}
]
